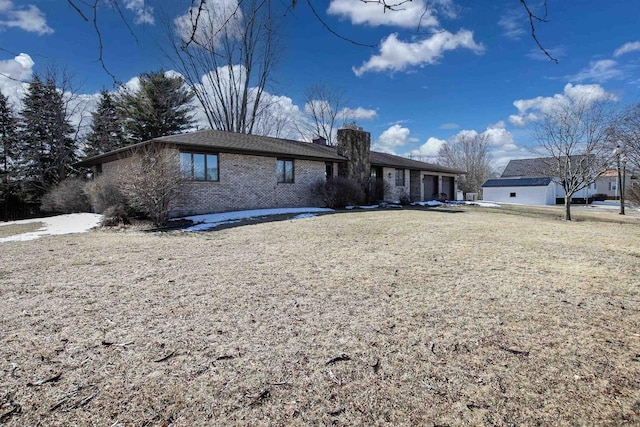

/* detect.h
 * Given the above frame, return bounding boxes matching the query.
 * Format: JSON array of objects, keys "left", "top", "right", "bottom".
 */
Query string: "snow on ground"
[
  {"left": 293, "top": 213, "right": 317, "bottom": 220},
  {"left": 469, "top": 201, "right": 501, "bottom": 208},
  {"left": 412, "top": 201, "right": 444, "bottom": 207},
  {"left": 183, "top": 207, "right": 334, "bottom": 231},
  {"left": 0, "top": 213, "right": 103, "bottom": 243}
]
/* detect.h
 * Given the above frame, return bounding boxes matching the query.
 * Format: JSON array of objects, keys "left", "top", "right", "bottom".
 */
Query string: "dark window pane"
[
  {"left": 180, "top": 152, "right": 192, "bottom": 178},
  {"left": 206, "top": 154, "right": 218, "bottom": 181},
  {"left": 193, "top": 153, "right": 205, "bottom": 180}
]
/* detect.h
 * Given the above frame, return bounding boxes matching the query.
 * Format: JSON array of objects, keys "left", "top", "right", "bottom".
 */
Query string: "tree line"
[{"left": 0, "top": 70, "right": 195, "bottom": 221}]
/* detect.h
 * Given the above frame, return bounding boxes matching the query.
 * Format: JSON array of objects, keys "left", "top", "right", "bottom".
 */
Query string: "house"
[
  {"left": 594, "top": 169, "right": 634, "bottom": 199},
  {"left": 481, "top": 156, "right": 598, "bottom": 205},
  {"left": 77, "top": 126, "right": 464, "bottom": 217}
]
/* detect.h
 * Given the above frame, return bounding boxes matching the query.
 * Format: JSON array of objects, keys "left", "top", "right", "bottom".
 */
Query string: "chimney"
[
  {"left": 312, "top": 136, "right": 327, "bottom": 146},
  {"left": 336, "top": 126, "right": 371, "bottom": 187}
]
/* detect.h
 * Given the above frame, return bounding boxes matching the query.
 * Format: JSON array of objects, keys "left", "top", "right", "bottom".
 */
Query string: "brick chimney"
[
  {"left": 312, "top": 136, "right": 327, "bottom": 146},
  {"left": 337, "top": 126, "right": 371, "bottom": 187}
]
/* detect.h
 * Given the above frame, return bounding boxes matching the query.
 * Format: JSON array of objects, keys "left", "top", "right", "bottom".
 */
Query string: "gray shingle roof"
[
  {"left": 155, "top": 130, "right": 346, "bottom": 161},
  {"left": 370, "top": 151, "right": 465, "bottom": 174},
  {"left": 501, "top": 157, "right": 552, "bottom": 177},
  {"left": 77, "top": 129, "right": 465, "bottom": 175},
  {"left": 482, "top": 177, "right": 552, "bottom": 187}
]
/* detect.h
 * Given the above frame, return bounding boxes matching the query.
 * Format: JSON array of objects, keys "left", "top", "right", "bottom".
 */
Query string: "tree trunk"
[{"left": 564, "top": 195, "right": 571, "bottom": 221}]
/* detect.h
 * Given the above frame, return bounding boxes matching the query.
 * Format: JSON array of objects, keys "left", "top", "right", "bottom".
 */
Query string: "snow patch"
[
  {"left": 0, "top": 213, "right": 103, "bottom": 242},
  {"left": 412, "top": 200, "right": 444, "bottom": 207},
  {"left": 182, "top": 207, "right": 334, "bottom": 231},
  {"left": 293, "top": 213, "right": 317, "bottom": 220}
]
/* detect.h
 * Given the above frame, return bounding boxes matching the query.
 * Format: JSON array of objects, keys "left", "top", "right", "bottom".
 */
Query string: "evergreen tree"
[
  {"left": 0, "top": 91, "right": 19, "bottom": 220},
  {"left": 85, "top": 90, "right": 124, "bottom": 156},
  {"left": 19, "top": 74, "right": 78, "bottom": 203},
  {"left": 118, "top": 70, "right": 195, "bottom": 143}
]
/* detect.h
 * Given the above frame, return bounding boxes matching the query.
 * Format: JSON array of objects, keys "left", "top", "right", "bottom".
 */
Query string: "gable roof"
[
  {"left": 482, "top": 177, "right": 552, "bottom": 188},
  {"left": 370, "top": 151, "right": 464, "bottom": 174},
  {"left": 501, "top": 155, "right": 592, "bottom": 178},
  {"left": 501, "top": 157, "right": 552, "bottom": 177}
]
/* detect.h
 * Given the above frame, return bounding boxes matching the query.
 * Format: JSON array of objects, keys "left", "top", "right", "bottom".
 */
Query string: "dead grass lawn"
[
  {"left": 0, "top": 222, "right": 43, "bottom": 238},
  {"left": 1, "top": 208, "right": 639, "bottom": 426}
]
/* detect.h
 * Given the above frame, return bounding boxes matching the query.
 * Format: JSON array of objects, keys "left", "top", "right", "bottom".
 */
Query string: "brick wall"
[
  {"left": 171, "top": 152, "right": 325, "bottom": 217},
  {"left": 383, "top": 167, "right": 410, "bottom": 201}
]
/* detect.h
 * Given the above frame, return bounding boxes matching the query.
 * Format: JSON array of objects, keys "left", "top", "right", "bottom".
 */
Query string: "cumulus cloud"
[
  {"left": 372, "top": 124, "right": 418, "bottom": 153},
  {"left": 408, "top": 137, "right": 446, "bottom": 159},
  {"left": 0, "top": 53, "right": 34, "bottom": 106},
  {"left": 353, "top": 30, "right": 484, "bottom": 76},
  {"left": 327, "top": 0, "right": 442, "bottom": 29},
  {"left": 613, "top": 41, "right": 640, "bottom": 57},
  {"left": 509, "top": 83, "right": 618, "bottom": 126},
  {"left": 0, "top": 0, "right": 53, "bottom": 35},
  {"left": 124, "top": 0, "right": 155, "bottom": 25},
  {"left": 569, "top": 59, "right": 623, "bottom": 83}
]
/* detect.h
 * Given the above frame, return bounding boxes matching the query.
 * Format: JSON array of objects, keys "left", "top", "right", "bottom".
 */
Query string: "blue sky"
[{"left": 1, "top": 0, "right": 639, "bottom": 170}]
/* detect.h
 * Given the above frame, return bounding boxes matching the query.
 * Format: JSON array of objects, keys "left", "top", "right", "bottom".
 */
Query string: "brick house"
[{"left": 78, "top": 126, "right": 463, "bottom": 217}]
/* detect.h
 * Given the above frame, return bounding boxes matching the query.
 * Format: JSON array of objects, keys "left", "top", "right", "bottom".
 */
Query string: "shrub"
[
  {"left": 627, "top": 183, "right": 640, "bottom": 205},
  {"left": 311, "top": 176, "right": 365, "bottom": 209},
  {"left": 366, "top": 177, "right": 390, "bottom": 204},
  {"left": 118, "top": 146, "right": 185, "bottom": 227},
  {"left": 101, "top": 204, "right": 131, "bottom": 227},
  {"left": 84, "top": 174, "right": 127, "bottom": 214},
  {"left": 41, "top": 177, "right": 91, "bottom": 213}
]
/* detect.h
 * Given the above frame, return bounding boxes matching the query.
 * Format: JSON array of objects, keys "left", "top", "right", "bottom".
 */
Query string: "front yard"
[{"left": 1, "top": 207, "right": 639, "bottom": 425}]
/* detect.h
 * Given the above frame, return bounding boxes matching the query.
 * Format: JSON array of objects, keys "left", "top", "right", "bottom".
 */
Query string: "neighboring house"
[
  {"left": 481, "top": 157, "right": 599, "bottom": 205},
  {"left": 78, "top": 126, "right": 464, "bottom": 217},
  {"left": 594, "top": 169, "right": 633, "bottom": 199}
]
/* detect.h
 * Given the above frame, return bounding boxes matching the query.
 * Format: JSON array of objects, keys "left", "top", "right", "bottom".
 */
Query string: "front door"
[{"left": 442, "top": 176, "right": 455, "bottom": 200}]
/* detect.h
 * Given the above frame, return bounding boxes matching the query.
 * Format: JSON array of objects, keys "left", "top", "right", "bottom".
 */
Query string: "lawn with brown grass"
[
  {"left": 0, "top": 222, "right": 43, "bottom": 239},
  {"left": 1, "top": 207, "right": 639, "bottom": 426}
]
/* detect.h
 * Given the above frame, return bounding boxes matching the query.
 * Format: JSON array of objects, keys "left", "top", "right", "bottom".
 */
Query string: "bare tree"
[
  {"left": 296, "top": 84, "right": 347, "bottom": 145},
  {"left": 167, "top": 0, "right": 279, "bottom": 135},
  {"left": 119, "top": 144, "right": 186, "bottom": 226},
  {"left": 438, "top": 133, "right": 494, "bottom": 198},
  {"left": 533, "top": 98, "right": 613, "bottom": 220},
  {"left": 611, "top": 103, "right": 640, "bottom": 172}
]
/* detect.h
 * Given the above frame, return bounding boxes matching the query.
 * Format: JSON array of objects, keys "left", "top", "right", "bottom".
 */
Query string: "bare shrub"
[
  {"left": 366, "top": 177, "right": 390, "bottom": 204},
  {"left": 311, "top": 176, "right": 365, "bottom": 209},
  {"left": 40, "top": 177, "right": 90, "bottom": 213},
  {"left": 84, "top": 173, "right": 127, "bottom": 214},
  {"left": 119, "top": 144, "right": 186, "bottom": 226},
  {"left": 101, "top": 204, "right": 130, "bottom": 227},
  {"left": 627, "top": 182, "right": 640, "bottom": 205}
]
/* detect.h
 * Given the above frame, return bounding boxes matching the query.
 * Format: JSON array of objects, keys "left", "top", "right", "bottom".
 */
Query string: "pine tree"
[
  {"left": 0, "top": 91, "right": 19, "bottom": 220},
  {"left": 85, "top": 90, "right": 124, "bottom": 156},
  {"left": 19, "top": 74, "right": 78, "bottom": 203},
  {"left": 118, "top": 70, "right": 195, "bottom": 143}
]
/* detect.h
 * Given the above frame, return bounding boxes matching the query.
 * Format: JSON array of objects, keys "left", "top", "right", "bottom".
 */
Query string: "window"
[
  {"left": 609, "top": 181, "right": 617, "bottom": 191},
  {"left": 510, "top": 192, "right": 516, "bottom": 197},
  {"left": 277, "top": 159, "right": 294, "bottom": 183},
  {"left": 180, "top": 152, "right": 219, "bottom": 181},
  {"left": 395, "top": 168, "right": 405, "bottom": 186},
  {"left": 325, "top": 162, "right": 334, "bottom": 180}
]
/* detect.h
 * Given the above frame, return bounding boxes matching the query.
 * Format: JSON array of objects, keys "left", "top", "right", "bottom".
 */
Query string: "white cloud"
[
  {"left": 372, "top": 124, "right": 418, "bottom": 153},
  {"left": 0, "top": 53, "right": 34, "bottom": 106},
  {"left": 124, "top": 0, "right": 155, "bottom": 25},
  {"left": 613, "top": 41, "right": 640, "bottom": 57},
  {"left": 174, "top": 0, "right": 242, "bottom": 46},
  {"left": 569, "top": 59, "right": 623, "bottom": 83},
  {"left": 0, "top": 1, "right": 53, "bottom": 35},
  {"left": 408, "top": 137, "right": 446, "bottom": 159},
  {"left": 339, "top": 106, "right": 377, "bottom": 121},
  {"left": 353, "top": 30, "right": 484, "bottom": 76},
  {"left": 509, "top": 83, "right": 618, "bottom": 126},
  {"left": 498, "top": 9, "right": 525, "bottom": 40},
  {"left": 526, "top": 46, "right": 566, "bottom": 61},
  {"left": 327, "top": 0, "right": 441, "bottom": 29}
]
